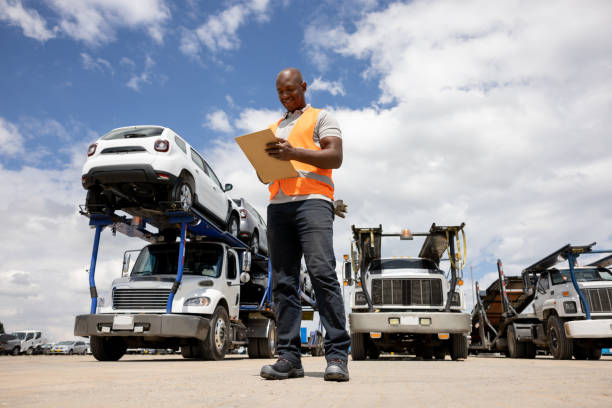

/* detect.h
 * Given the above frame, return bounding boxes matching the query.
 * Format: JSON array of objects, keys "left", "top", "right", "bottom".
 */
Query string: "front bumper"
[
  {"left": 565, "top": 319, "right": 612, "bottom": 339},
  {"left": 74, "top": 313, "right": 210, "bottom": 341},
  {"left": 82, "top": 164, "right": 177, "bottom": 189},
  {"left": 349, "top": 311, "right": 471, "bottom": 334}
]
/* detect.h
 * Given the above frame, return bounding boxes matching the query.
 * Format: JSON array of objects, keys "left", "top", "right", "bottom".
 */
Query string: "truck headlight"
[
  {"left": 355, "top": 292, "right": 366, "bottom": 305},
  {"left": 563, "top": 301, "right": 577, "bottom": 314},
  {"left": 184, "top": 297, "right": 210, "bottom": 306}
]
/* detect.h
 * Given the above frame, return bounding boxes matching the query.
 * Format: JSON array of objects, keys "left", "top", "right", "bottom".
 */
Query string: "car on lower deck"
[
  {"left": 232, "top": 198, "right": 268, "bottom": 255},
  {"left": 82, "top": 125, "right": 240, "bottom": 238}
]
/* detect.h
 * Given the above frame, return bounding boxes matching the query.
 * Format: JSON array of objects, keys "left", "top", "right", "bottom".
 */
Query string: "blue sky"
[{"left": 1, "top": 0, "right": 612, "bottom": 339}]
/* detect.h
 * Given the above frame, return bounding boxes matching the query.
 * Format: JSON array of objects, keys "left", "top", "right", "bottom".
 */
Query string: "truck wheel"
[
  {"left": 507, "top": 326, "right": 525, "bottom": 358},
  {"left": 588, "top": 348, "right": 602, "bottom": 360},
  {"left": 311, "top": 331, "right": 324, "bottom": 357},
  {"left": 257, "top": 320, "right": 277, "bottom": 358},
  {"left": 434, "top": 348, "right": 446, "bottom": 360},
  {"left": 524, "top": 342, "right": 537, "bottom": 359},
  {"left": 572, "top": 346, "right": 588, "bottom": 360},
  {"left": 546, "top": 315, "right": 572, "bottom": 360},
  {"left": 450, "top": 334, "right": 468, "bottom": 361},
  {"left": 200, "top": 306, "right": 229, "bottom": 360},
  {"left": 367, "top": 342, "right": 380, "bottom": 360},
  {"left": 90, "top": 336, "right": 127, "bottom": 361},
  {"left": 350, "top": 333, "right": 367, "bottom": 361},
  {"left": 247, "top": 338, "right": 260, "bottom": 358}
]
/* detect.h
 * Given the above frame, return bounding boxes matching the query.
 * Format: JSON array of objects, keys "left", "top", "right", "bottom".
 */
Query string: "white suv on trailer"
[{"left": 82, "top": 125, "right": 240, "bottom": 237}]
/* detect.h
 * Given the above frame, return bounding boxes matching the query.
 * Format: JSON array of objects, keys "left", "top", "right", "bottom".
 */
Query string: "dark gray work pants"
[{"left": 267, "top": 199, "right": 350, "bottom": 364}]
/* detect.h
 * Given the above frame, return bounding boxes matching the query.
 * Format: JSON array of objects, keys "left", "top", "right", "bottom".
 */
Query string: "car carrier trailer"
[
  {"left": 344, "top": 223, "right": 471, "bottom": 360},
  {"left": 74, "top": 205, "right": 279, "bottom": 361},
  {"left": 470, "top": 243, "right": 612, "bottom": 359}
]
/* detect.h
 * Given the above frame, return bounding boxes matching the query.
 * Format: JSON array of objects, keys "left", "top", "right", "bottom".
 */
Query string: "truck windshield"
[
  {"left": 100, "top": 126, "right": 164, "bottom": 140},
  {"left": 131, "top": 243, "right": 224, "bottom": 278},
  {"left": 369, "top": 258, "right": 439, "bottom": 274},
  {"left": 550, "top": 268, "right": 612, "bottom": 285}
]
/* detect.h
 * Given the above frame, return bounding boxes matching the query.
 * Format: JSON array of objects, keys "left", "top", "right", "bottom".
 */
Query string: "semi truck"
[
  {"left": 343, "top": 223, "right": 471, "bottom": 360},
  {"left": 470, "top": 243, "right": 612, "bottom": 359},
  {"left": 74, "top": 206, "right": 278, "bottom": 361}
]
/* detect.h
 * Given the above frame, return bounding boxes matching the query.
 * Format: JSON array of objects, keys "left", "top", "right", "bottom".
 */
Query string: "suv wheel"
[
  {"left": 251, "top": 232, "right": 260, "bottom": 254},
  {"left": 174, "top": 180, "right": 193, "bottom": 211},
  {"left": 227, "top": 214, "right": 240, "bottom": 237}
]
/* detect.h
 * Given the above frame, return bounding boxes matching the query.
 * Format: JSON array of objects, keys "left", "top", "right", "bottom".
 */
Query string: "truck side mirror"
[
  {"left": 122, "top": 254, "right": 131, "bottom": 277},
  {"left": 242, "top": 251, "right": 251, "bottom": 272},
  {"left": 240, "top": 272, "right": 251, "bottom": 283},
  {"left": 343, "top": 262, "right": 353, "bottom": 285}
]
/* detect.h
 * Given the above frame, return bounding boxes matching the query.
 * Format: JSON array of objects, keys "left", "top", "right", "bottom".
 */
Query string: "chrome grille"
[
  {"left": 113, "top": 288, "right": 170, "bottom": 310},
  {"left": 371, "top": 279, "right": 443, "bottom": 306},
  {"left": 583, "top": 287, "right": 612, "bottom": 313}
]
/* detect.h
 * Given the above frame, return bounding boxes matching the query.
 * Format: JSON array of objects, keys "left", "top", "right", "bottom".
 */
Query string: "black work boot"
[
  {"left": 324, "top": 358, "right": 349, "bottom": 382},
  {"left": 260, "top": 358, "right": 304, "bottom": 380}
]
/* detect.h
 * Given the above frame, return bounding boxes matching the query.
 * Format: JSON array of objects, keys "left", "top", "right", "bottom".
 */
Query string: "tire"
[
  {"left": 11, "top": 347, "right": 20, "bottom": 356},
  {"left": 257, "top": 320, "right": 277, "bottom": 358},
  {"left": 450, "top": 334, "right": 468, "bottom": 361},
  {"left": 434, "top": 349, "right": 446, "bottom": 360},
  {"left": 367, "top": 342, "right": 380, "bottom": 360},
  {"left": 547, "top": 315, "right": 572, "bottom": 360},
  {"left": 227, "top": 214, "right": 240, "bottom": 238},
  {"left": 247, "top": 338, "right": 260, "bottom": 359},
  {"left": 90, "top": 336, "right": 127, "bottom": 361},
  {"left": 420, "top": 346, "right": 434, "bottom": 360},
  {"left": 199, "top": 306, "right": 229, "bottom": 360},
  {"left": 173, "top": 180, "right": 193, "bottom": 211},
  {"left": 524, "top": 342, "right": 537, "bottom": 359},
  {"left": 350, "top": 333, "right": 367, "bottom": 361},
  {"left": 588, "top": 348, "right": 602, "bottom": 360},
  {"left": 507, "top": 326, "right": 525, "bottom": 358},
  {"left": 181, "top": 345, "right": 196, "bottom": 359},
  {"left": 311, "top": 331, "right": 324, "bottom": 357},
  {"left": 68, "top": 350, "right": 73, "bottom": 355},
  {"left": 251, "top": 232, "right": 260, "bottom": 254},
  {"left": 573, "top": 346, "right": 588, "bottom": 360},
  {"left": 25, "top": 348, "right": 33, "bottom": 356}
]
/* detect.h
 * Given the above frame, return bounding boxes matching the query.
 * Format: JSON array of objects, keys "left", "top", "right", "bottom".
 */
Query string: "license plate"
[
  {"left": 400, "top": 316, "right": 419, "bottom": 325},
  {"left": 112, "top": 315, "right": 134, "bottom": 330}
]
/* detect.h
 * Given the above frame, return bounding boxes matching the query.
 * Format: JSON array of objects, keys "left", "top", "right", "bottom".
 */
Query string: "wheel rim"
[
  {"left": 268, "top": 325, "right": 276, "bottom": 353},
  {"left": 178, "top": 184, "right": 192, "bottom": 211},
  {"left": 550, "top": 327, "right": 559, "bottom": 351},
  {"left": 252, "top": 235, "right": 259, "bottom": 253},
  {"left": 229, "top": 218, "right": 238, "bottom": 236},
  {"left": 214, "top": 318, "right": 226, "bottom": 351}
]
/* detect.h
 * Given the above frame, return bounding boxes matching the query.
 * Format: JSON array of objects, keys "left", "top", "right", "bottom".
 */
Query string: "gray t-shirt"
[{"left": 270, "top": 105, "right": 341, "bottom": 204}]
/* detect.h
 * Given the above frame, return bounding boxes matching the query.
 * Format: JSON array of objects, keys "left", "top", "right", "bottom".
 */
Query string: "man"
[{"left": 259, "top": 68, "right": 350, "bottom": 381}]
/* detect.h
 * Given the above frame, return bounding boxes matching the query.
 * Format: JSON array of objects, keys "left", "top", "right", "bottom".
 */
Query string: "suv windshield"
[
  {"left": 369, "top": 258, "right": 439, "bottom": 274},
  {"left": 11, "top": 332, "right": 25, "bottom": 340},
  {"left": 101, "top": 126, "right": 164, "bottom": 140},
  {"left": 131, "top": 243, "right": 224, "bottom": 278},
  {"left": 551, "top": 268, "right": 612, "bottom": 285}
]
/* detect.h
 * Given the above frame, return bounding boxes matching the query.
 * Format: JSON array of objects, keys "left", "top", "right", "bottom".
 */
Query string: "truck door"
[
  {"left": 533, "top": 271, "right": 550, "bottom": 318},
  {"left": 226, "top": 250, "right": 240, "bottom": 320}
]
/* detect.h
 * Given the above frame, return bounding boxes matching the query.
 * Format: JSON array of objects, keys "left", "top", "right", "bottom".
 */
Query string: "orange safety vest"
[{"left": 268, "top": 107, "right": 335, "bottom": 200}]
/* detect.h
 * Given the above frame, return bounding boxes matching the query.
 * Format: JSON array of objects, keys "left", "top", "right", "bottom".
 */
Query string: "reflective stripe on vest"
[{"left": 268, "top": 107, "right": 334, "bottom": 200}]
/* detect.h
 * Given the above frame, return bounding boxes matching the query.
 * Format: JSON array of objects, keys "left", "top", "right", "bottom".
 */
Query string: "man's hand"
[
  {"left": 334, "top": 199, "right": 348, "bottom": 218},
  {"left": 266, "top": 137, "right": 295, "bottom": 161}
]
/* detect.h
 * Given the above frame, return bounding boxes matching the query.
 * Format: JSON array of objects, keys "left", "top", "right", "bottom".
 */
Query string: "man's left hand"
[{"left": 266, "top": 137, "right": 295, "bottom": 161}]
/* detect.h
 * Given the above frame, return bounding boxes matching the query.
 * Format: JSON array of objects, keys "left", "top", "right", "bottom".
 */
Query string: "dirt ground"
[{"left": 1, "top": 354, "right": 611, "bottom": 408}]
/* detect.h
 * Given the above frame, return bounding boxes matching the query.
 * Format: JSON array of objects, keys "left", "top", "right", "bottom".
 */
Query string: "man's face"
[{"left": 276, "top": 73, "right": 306, "bottom": 112}]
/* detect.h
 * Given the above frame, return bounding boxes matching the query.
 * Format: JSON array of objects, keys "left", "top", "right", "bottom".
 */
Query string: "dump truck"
[
  {"left": 470, "top": 243, "right": 612, "bottom": 359},
  {"left": 343, "top": 223, "right": 471, "bottom": 360}
]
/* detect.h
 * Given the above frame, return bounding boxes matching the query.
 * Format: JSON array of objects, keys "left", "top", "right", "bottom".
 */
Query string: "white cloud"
[
  {"left": 299, "top": 0, "right": 612, "bottom": 280},
  {"left": 204, "top": 109, "right": 233, "bottom": 133},
  {"left": 0, "top": 117, "right": 25, "bottom": 156},
  {"left": 180, "top": 0, "right": 271, "bottom": 57},
  {"left": 80, "top": 52, "right": 114, "bottom": 75},
  {"left": 0, "top": 0, "right": 56, "bottom": 41},
  {"left": 233, "top": 108, "right": 281, "bottom": 133},
  {"left": 310, "top": 77, "right": 346, "bottom": 96},
  {"left": 126, "top": 56, "right": 155, "bottom": 91},
  {"left": 49, "top": 0, "right": 170, "bottom": 46}
]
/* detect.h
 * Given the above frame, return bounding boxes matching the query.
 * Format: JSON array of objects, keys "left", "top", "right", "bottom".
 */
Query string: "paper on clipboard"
[{"left": 235, "top": 128, "right": 298, "bottom": 183}]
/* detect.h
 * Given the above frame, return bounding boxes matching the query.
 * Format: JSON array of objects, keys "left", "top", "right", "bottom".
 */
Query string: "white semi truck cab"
[
  {"left": 345, "top": 224, "right": 471, "bottom": 360},
  {"left": 471, "top": 243, "right": 612, "bottom": 359},
  {"left": 74, "top": 207, "right": 277, "bottom": 361}
]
